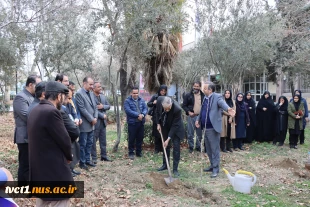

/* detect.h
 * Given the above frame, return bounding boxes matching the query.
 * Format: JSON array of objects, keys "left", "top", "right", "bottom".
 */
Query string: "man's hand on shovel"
[
  {"left": 157, "top": 124, "right": 161, "bottom": 132},
  {"left": 163, "top": 137, "right": 170, "bottom": 148}
]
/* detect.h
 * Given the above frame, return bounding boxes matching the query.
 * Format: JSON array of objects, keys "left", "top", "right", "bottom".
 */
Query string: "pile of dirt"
[
  {"left": 149, "top": 172, "right": 220, "bottom": 204},
  {"left": 274, "top": 158, "right": 300, "bottom": 170}
]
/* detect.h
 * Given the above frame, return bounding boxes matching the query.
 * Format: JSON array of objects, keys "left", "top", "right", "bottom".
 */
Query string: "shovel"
[{"left": 159, "top": 130, "right": 177, "bottom": 185}]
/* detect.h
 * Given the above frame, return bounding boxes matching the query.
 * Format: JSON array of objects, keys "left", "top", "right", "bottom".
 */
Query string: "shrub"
[
  {"left": 0, "top": 103, "right": 10, "bottom": 115},
  {"left": 106, "top": 110, "right": 125, "bottom": 124}
]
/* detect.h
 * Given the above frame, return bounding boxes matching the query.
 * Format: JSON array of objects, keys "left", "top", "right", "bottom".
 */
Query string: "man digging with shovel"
[{"left": 156, "top": 96, "right": 185, "bottom": 180}]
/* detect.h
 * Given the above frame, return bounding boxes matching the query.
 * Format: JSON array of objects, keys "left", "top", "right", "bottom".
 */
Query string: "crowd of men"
[
  {"left": 13, "top": 74, "right": 111, "bottom": 206},
  {"left": 125, "top": 81, "right": 235, "bottom": 179}
]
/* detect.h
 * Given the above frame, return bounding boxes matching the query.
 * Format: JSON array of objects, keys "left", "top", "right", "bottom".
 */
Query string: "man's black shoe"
[
  {"left": 203, "top": 166, "right": 213, "bottom": 172},
  {"left": 227, "top": 148, "right": 233, "bottom": 153},
  {"left": 278, "top": 143, "right": 284, "bottom": 146},
  {"left": 196, "top": 148, "right": 201, "bottom": 152},
  {"left": 189, "top": 148, "right": 193, "bottom": 153},
  {"left": 136, "top": 154, "right": 142, "bottom": 157},
  {"left": 101, "top": 157, "right": 113, "bottom": 162},
  {"left": 154, "top": 149, "right": 159, "bottom": 154},
  {"left": 157, "top": 165, "right": 167, "bottom": 171},
  {"left": 86, "top": 162, "right": 96, "bottom": 167},
  {"left": 222, "top": 149, "right": 228, "bottom": 153},
  {"left": 72, "top": 169, "right": 81, "bottom": 175},
  {"left": 93, "top": 161, "right": 97, "bottom": 165},
  {"left": 79, "top": 164, "right": 88, "bottom": 170},
  {"left": 173, "top": 170, "right": 180, "bottom": 177},
  {"left": 210, "top": 172, "right": 218, "bottom": 178},
  {"left": 129, "top": 155, "right": 135, "bottom": 160}
]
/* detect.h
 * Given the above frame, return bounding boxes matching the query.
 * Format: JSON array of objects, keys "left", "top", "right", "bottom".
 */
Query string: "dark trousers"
[
  {"left": 162, "top": 133, "right": 181, "bottom": 171},
  {"left": 274, "top": 130, "right": 287, "bottom": 144},
  {"left": 299, "top": 130, "right": 305, "bottom": 144},
  {"left": 128, "top": 122, "right": 144, "bottom": 156},
  {"left": 70, "top": 141, "right": 80, "bottom": 170},
  {"left": 289, "top": 133, "right": 299, "bottom": 146},
  {"left": 17, "top": 143, "right": 29, "bottom": 182},
  {"left": 79, "top": 131, "right": 94, "bottom": 165},
  {"left": 220, "top": 137, "right": 232, "bottom": 151},
  {"left": 152, "top": 123, "right": 163, "bottom": 152},
  {"left": 91, "top": 124, "right": 107, "bottom": 161},
  {"left": 232, "top": 139, "right": 243, "bottom": 149}
]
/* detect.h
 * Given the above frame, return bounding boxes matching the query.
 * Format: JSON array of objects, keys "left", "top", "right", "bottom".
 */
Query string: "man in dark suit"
[
  {"left": 91, "top": 82, "right": 111, "bottom": 163},
  {"left": 13, "top": 75, "right": 41, "bottom": 183},
  {"left": 195, "top": 82, "right": 235, "bottom": 178},
  {"left": 156, "top": 96, "right": 185, "bottom": 177},
  {"left": 75, "top": 77, "right": 98, "bottom": 169},
  {"left": 28, "top": 81, "right": 73, "bottom": 206}
]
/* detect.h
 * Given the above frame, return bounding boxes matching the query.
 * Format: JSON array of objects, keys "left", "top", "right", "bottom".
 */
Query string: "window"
[{"left": 243, "top": 75, "right": 271, "bottom": 103}]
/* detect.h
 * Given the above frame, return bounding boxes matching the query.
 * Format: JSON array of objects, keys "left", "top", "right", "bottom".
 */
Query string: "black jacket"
[
  {"left": 155, "top": 96, "right": 185, "bottom": 141},
  {"left": 182, "top": 90, "right": 204, "bottom": 115}
]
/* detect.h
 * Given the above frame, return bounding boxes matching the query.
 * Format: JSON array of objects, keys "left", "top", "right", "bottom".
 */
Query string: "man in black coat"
[
  {"left": 156, "top": 96, "right": 185, "bottom": 177},
  {"left": 28, "top": 81, "right": 73, "bottom": 206},
  {"left": 182, "top": 81, "right": 204, "bottom": 153}
]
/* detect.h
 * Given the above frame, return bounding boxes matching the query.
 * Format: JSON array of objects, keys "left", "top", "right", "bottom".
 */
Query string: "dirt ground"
[{"left": 1, "top": 113, "right": 310, "bottom": 206}]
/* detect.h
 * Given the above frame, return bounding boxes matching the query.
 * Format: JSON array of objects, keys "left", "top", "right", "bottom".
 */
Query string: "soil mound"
[
  {"left": 149, "top": 172, "right": 220, "bottom": 204},
  {"left": 274, "top": 158, "right": 299, "bottom": 170}
]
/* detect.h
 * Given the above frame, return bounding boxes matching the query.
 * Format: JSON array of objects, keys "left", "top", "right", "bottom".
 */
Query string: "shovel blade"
[{"left": 164, "top": 177, "right": 177, "bottom": 185}]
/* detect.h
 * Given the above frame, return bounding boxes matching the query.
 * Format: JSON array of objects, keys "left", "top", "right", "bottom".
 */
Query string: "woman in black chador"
[
  {"left": 244, "top": 91, "right": 256, "bottom": 143},
  {"left": 147, "top": 85, "right": 168, "bottom": 153},
  {"left": 255, "top": 91, "right": 275, "bottom": 142},
  {"left": 273, "top": 96, "right": 288, "bottom": 146}
]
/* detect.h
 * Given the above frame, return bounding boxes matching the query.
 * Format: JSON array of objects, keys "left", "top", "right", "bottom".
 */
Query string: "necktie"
[{"left": 86, "top": 91, "right": 93, "bottom": 106}]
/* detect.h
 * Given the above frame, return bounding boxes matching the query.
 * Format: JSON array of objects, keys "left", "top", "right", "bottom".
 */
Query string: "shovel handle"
[{"left": 159, "top": 130, "right": 173, "bottom": 178}]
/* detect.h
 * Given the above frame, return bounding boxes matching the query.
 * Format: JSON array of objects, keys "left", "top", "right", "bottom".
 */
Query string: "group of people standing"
[
  {"left": 13, "top": 74, "right": 111, "bottom": 206},
  {"left": 208, "top": 89, "right": 308, "bottom": 153}
]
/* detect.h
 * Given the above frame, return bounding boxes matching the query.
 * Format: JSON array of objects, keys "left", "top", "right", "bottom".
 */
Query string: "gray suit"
[
  {"left": 75, "top": 89, "right": 98, "bottom": 133},
  {"left": 14, "top": 89, "right": 34, "bottom": 144},
  {"left": 197, "top": 93, "right": 229, "bottom": 174},
  {"left": 75, "top": 88, "right": 98, "bottom": 165},
  {"left": 91, "top": 94, "right": 110, "bottom": 161},
  {"left": 13, "top": 88, "right": 34, "bottom": 182}
]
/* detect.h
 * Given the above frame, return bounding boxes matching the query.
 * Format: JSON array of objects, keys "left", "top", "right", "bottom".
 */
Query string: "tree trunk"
[
  {"left": 4, "top": 85, "right": 10, "bottom": 104},
  {"left": 127, "top": 64, "right": 137, "bottom": 95},
  {"left": 275, "top": 67, "right": 282, "bottom": 101},
  {"left": 120, "top": 55, "right": 128, "bottom": 108}
]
